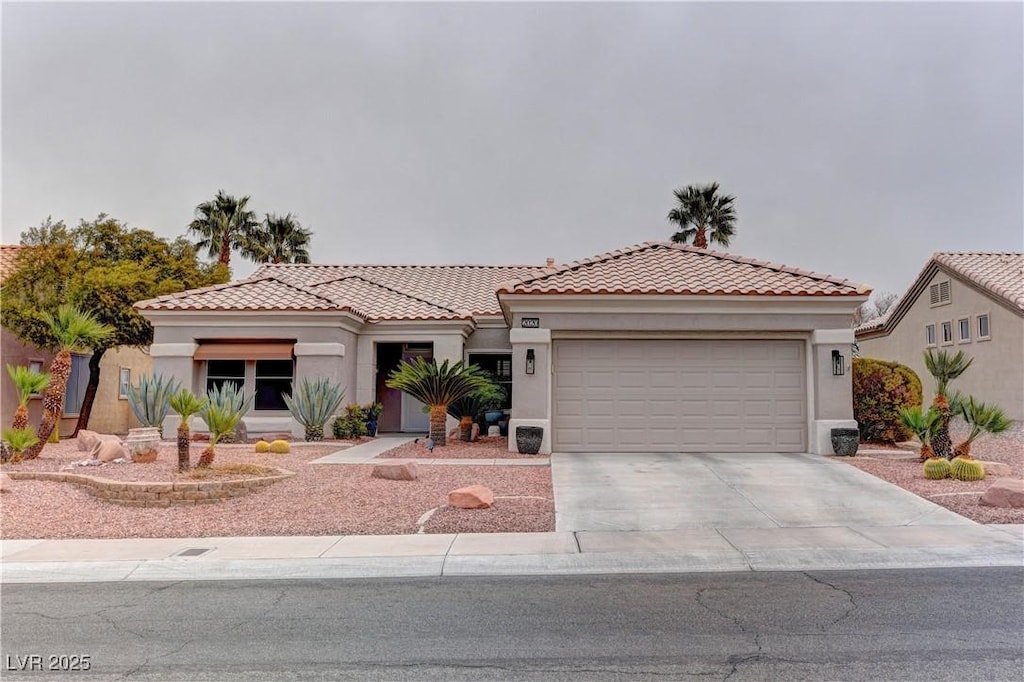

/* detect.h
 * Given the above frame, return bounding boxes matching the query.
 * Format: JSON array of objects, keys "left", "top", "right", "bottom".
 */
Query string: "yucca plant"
[
  {"left": 197, "top": 383, "right": 253, "bottom": 467},
  {"left": 2, "top": 427, "right": 40, "bottom": 464},
  {"left": 922, "top": 349, "right": 973, "bottom": 460},
  {"left": 282, "top": 377, "right": 345, "bottom": 441},
  {"left": 953, "top": 396, "right": 1013, "bottom": 459},
  {"left": 898, "top": 406, "right": 942, "bottom": 461},
  {"left": 126, "top": 373, "right": 181, "bottom": 428},
  {"left": 386, "top": 358, "right": 492, "bottom": 446},
  {"left": 168, "top": 389, "right": 207, "bottom": 472},
  {"left": 5, "top": 365, "right": 50, "bottom": 429}
]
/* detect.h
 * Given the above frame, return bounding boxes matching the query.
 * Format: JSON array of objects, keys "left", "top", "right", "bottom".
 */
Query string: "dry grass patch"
[{"left": 184, "top": 464, "right": 277, "bottom": 479}]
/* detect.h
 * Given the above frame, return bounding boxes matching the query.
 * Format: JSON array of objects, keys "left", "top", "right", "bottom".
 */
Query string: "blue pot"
[{"left": 484, "top": 410, "right": 503, "bottom": 425}]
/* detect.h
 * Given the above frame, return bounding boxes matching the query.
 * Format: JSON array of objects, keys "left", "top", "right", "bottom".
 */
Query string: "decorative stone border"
[{"left": 5, "top": 469, "right": 295, "bottom": 508}]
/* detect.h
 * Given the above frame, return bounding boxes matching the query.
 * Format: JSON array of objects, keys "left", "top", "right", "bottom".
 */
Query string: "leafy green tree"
[
  {"left": 188, "top": 190, "right": 260, "bottom": 268},
  {"left": 243, "top": 213, "right": 313, "bottom": 264},
  {"left": 667, "top": 182, "right": 737, "bottom": 249},
  {"left": 0, "top": 215, "right": 228, "bottom": 435},
  {"left": 386, "top": 358, "right": 492, "bottom": 446}
]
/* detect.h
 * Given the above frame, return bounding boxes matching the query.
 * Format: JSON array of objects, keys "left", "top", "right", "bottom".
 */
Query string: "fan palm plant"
[
  {"left": 447, "top": 378, "right": 506, "bottom": 441},
  {"left": 23, "top": 305, "right": 114, "bottom": 460},
  {"left": 187, "top": 190, "right": 260, "bottom": 268},
  {"left": 922, "top": 349, "right": 973, "bottom": 460},
  {"left": 6, "top": 365, "right": 50, "bottom": 429},
  {"left": 2, "top": 427, "right": 40, "bottom": 464},
  {"left": 898, "top": 406, "right": 942, "bottom": 461},
  {"left": 386, "top": 358, "right": 492, "bottom": 446},
  {"left": 242, "top": 213, "right": 313, "bottom": 264},
  {"left": 283, "top": 377, "right": 346, "bottom": 441},
  {"left": 197, "top": 383, "right": 253, "bottom": 468},
  {"left": 126, "top": 373, "right": 181, "bottom": 428},
  {"left": 667, "top": 182, "right": 737, "bottom": 249},
  {"left": 169, "top": 389, "right": 207, "bottom": 472},
  {"left": 953, "top": 397, "right": 1013, "bottom": 459}
]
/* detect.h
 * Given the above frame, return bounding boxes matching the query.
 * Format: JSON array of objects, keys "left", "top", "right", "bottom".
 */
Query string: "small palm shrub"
[
  {"left": 255, "top": 440, "right": 271, "bottom": 453},
  {"left": 269, "top": 440, "right": 290, "bottom": 454},
  {"left": 952, "top": 396, "right": 1013, "bottom": 459},
  {"left": 6, "top": 365, "right": 50, "bottom": 429},
  {"left": 923, "top": 349, "right": 973, "bottom": 459},
  {"left": 386, "top": 358, "right": 492, "bottom": 446},
  {"left": 282, "top": 378, "right": 345, "bottom": 442},
  {"left": 898, "top": 406, "right": 941, "bottom": 461},
  {"left": 169, "top": 389, "right": 206, "bottom": 472},
  {"left": 949, "top": 457, "right": 985, "bottom": 482},
  {"left": 853, "top": 358, "right": 923, "bottom": 443},
  {"left": 922, "top": 457, "right": 951, "bottom": 480},
  {"left": 2, "top": 427, "right": 40, "bottom": 464},
  {"left": 127, "top": 373, "right": 181, "bottom": 428},
  {"left": 332, "top": 404, "right": 368, "bottom": 440},
  {"left": 197, "top": 383, "right": 253, "bottom": 468}
]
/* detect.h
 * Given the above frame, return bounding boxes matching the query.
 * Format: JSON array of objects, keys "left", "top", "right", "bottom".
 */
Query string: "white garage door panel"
[{"left": 553, "top": 339, "right": 807, "bottom": 452}]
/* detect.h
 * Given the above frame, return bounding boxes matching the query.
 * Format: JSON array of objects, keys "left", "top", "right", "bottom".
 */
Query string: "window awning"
[{"left": 193, "top": 343, "right": 294, "bottom": 361}]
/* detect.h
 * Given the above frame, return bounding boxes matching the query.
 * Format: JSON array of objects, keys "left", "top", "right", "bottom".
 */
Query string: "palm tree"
[
  {"left": 168, "top": 389, "right": 207, "bottom": 472},
  {"left": 922, "top": 349, "right": 974, "bottom": 460},
  {"left": 197, "top": 383, "right": 253, "bottom": 468},
  {"left": 187, "top": 190, "right": 259, "bottom": 268},
  {"left": 667, "top": 182, "right": 737, "bottom": 249},
  {"left": 898, "top": 406, "right": 941, "bottom": 461},
  {"left": 6, "top": 365, "right": 50, "bottom": 429},
  {"left": 386, "top": 358, "right": 492, "bottom": 446},
  {"left": 242, "top": 213, "right": 313, "bottom": 264},
  {"left": 953, "top": 397, "right": 1013, "bottom": 459},
  {"left": 23, "top": 305, "right": 114, "bottom": 459}
]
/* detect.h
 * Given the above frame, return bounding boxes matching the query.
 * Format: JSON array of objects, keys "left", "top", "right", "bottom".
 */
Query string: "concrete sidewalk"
[
  {"left": 310, "top": 435, "right": 549, "bottom": 466},
  {"left": 3, "top": 524, "right": 1021, "bottom": 584}
]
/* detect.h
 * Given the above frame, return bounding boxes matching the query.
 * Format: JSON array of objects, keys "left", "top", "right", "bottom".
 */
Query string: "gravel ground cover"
[
  {"left": 379, "top": 435, "right": 539, "bottom": 459},
  {"left": 837, "top": 423, "right": 1024, "bottom": 524},
  {"left": 0, "top": 438, "right": 554, "bottom": 539}
]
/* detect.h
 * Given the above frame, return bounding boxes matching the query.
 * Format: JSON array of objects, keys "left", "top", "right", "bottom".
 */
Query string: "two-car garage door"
[{"left": 553, "top": 339, "right": 806, "bottom": 452}]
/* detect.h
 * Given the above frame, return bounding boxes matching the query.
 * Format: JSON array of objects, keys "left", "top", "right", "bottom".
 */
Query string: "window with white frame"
[
  {"left": 925, "top": 324, "right": 936, "bottom": 347},
  {"left": 977, "top": 314, "right": 991, "bottom": 340},
  {"left": 119, "top": 367, "right": 131, "bottom": 399},
  {"left": 929, "top": 280, "right": 951, "bottom": 306},
  {"left": 940, "top": 321, "right": 953, "bottom": 345},
  {"left": 957, "top": 318, "right": 971, "bottom": 343}
]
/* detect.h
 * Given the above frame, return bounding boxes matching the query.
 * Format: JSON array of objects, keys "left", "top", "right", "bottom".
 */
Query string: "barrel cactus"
[
  {"left": 255, "top": 440, "right": 271, "bottom": 453},
  {"left": 922, "top": 457, "right": 951, "bottom": 480},
  {"left": 949, "top": 457, "right": 985, "bottom": 482},
  {"left": 269, "top": 439, "right": 290, "bottom": 454},
  {"left": 282, "top": 378, "right": 346, "bottom": 442}
]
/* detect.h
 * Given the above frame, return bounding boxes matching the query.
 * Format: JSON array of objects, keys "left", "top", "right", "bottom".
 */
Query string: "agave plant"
[
  {"left": 168, "top": 389, "right": 207, "bottom": 472},
  {"left": 898, "top": 406, "right": 941, "bottom": 461},
  {"left": 126, "top": 373, "right": 181, "bottom": 428},
  {"left": 197, "top": 383, "right": 253, "bottom": 467},
  {"left": 282, "top": 378, "right": 345, "bottom": 441},
  {"left": 2, "top": 427, "right": 40, "bottom": 464},
  {"left": 922, "top": 349, "right": 973, "bottom": 460},
  {"left": 953, "top": 396, "right": 1013, "bottom": 459},
  {"left": 5, "top": 365, "right": 50, "bottom": 429},
  {"left": 386, "top": 358, "right": 492, "bottom": 446}
]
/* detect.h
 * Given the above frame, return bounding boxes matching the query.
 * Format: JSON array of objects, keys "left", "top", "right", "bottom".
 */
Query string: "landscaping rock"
[
  {"left": 979, "top": 478, "right": 1024, "bottom": 509},
  {"left": 261, "top": 433, "right": 292, "bottom": 442},
  {"left": 0, "top": 472, "right": 12, "bottom": 492},
  {"left": 77, "top": 430, "right": 121, "bottom": 452},
  {"left": 191, "top": 433, "right": 210, "bottom": 442},
  {"left": 371, "top": 460, "right": 419, "bottom": 481},
  {"left": 90, "top": 439, "right": 129, "bottom": 463},
  {"left": 448, "top": 485, "right": 494, "bottom": 509},
  {"left": 471, "top": 423, "right": 480, "bottom": 442},
  {"left": 977, "top": 461, "right": 1012, "bottom": 478}
]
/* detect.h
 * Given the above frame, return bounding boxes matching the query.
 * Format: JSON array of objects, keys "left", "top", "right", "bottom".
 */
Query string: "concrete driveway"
[{"left": 552, "top": 451, "right": 974, "bottom": 532}]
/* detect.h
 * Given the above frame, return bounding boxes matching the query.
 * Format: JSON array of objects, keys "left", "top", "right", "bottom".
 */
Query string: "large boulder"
[
  {"left": 448, "top": 485, "right": 494, "bottom": 509},
  {"left": 979, "top": 478, "right": 1024, "bottom": 509},
  {"left": 90, "top": 439, "right": 129, "bottom": 463},
  {"left": 371, "top": 460, "right": 419, "bottom": 481},
  {"left": 77, "top": 430, "right": 121, "bottom": 452},
  {"left": 977, "top": 461, "right": 1012, "bottom": 478}
]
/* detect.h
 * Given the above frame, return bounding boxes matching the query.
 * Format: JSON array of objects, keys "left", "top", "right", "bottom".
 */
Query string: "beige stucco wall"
[
  {"left": 858, "top": 270, "right": 1024, "bottom": 420},
  {"left": 88, "top": 346, "right": 152, "bottom": 434}
]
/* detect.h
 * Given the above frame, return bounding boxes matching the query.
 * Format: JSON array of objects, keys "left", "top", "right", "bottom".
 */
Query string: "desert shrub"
[
  {"left": 853, "top": 357, "right": 923, "bottom": 443},
  {"left": 332, "top": 404, "right": 369, "bottom": 440}
]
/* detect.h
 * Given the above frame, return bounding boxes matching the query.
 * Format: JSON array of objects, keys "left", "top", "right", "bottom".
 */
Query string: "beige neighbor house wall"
[
  {"left": 87, "top": 347, "right": 152, "bottom": 434},
  {"left": 858, "top": 270, "right": 1024, "bottom": 420}
]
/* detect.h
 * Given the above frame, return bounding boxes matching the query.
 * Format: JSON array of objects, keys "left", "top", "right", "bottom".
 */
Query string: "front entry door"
[{"left": 400, "top": 345, "right": 432, "bottom": 433}]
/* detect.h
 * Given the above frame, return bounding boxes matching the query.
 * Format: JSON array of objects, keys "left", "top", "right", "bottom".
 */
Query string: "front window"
[
  {"left": 978, "top": 314, "right": 990, "bottom": 339},
  {"left": 206, "top": 360, "right": 244, "bottom": 394},
  {"left": 467, "top": 353, "right": 513, "bottom": 410},
  {"left": 925, "top": 324, "right": 936, "bottom": 347},
  {"left": 255, "top": 359, "right": 294, "bottom": 411},
  {"left": 957, "top": 318, "right": 971, "bottom": 343},
  {"left": 940, "top": 321, "right": 953, "bottom": 345}
]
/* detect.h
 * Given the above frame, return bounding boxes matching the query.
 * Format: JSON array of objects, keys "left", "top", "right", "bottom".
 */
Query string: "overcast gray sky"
[{"left": 3, "top": 1, "right": 1022, "bottom": 299}]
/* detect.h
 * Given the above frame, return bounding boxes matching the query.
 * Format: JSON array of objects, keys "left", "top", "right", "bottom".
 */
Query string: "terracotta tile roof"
[
  {"left": 136, "top": 277, "right": 348, "bottom": 313},
  {"left": 308, "top": 275, "right": 468, "bottom": 321},
  {"left": 0, "top": 245, "right": 22, "bottom": 285},
  {"left": 497, "top": 242, "right": 870, "bottom": 297},
  {"left": 933, "top": 252, "right": 1024, "bottom": 312}
]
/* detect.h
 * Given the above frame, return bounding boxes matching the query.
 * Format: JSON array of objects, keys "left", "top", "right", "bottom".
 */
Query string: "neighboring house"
[
  {"left": 856, "top": 252, "right": 1024, "bottom": 420},
  {"left": 136, "top": 241, "right": 868, "bottom": 455},
  {"left": 0, "top": 244, "right": 152, "bottom": 435}
]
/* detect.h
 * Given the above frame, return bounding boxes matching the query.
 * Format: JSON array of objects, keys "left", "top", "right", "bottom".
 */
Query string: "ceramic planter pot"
[
  {"left": 516, "top": 426, "right": 544, "bottom": 455},
  {"left": 126, "top": 427, "right": 161, "bottom": 463},
  {"left": 830, "top": 428, "right": 860, "bottom": 457}
]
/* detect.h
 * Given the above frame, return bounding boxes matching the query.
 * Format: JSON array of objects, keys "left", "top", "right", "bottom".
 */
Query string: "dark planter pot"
[
  {"left": 365, "top": 420, "right": 378, "bottom": 438},
  {"left": 831, "top": 428, "right": 860, "bottom": 457},
  {"left": 516, "top": 426, "right": 544, "bottom": 455}
]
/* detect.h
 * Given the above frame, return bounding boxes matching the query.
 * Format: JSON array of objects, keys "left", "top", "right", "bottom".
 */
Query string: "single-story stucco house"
[
  {"left": 135, "top": 241, "right": 869, "bottom": 455},
  {"left": 856, "top": 252, "right": 1024, "bottom": 420}
]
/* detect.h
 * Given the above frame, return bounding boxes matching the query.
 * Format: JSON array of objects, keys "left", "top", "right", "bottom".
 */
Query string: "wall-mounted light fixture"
[
  {"left": 525, "top": 348, "right": 536, "bottom": 375},
  {"left": 832, "top": 349, "right": 845, "bottom": 376}
]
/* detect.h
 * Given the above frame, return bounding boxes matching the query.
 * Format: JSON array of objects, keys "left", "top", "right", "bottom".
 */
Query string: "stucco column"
[
  {"left": 150, "top": 343, "right": 198, "bottom": 439},
  {"left": 293, "top": 343, "right": 347, "bottom": 439},
  {"left": 809, "top": 329, "right": 857, "bottom": 455},
  {"left": 508, "top": 328, "right": 552, "bottom": 454}
]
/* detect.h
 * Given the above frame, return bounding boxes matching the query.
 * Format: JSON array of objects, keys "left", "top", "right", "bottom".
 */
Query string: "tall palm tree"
[
  {"left": 6, "top": 365, "right": 50, "bottom": 429},
  {"left": 922, "top": 349, "right": 974, "bottom": 460},
  {"left": 667, "top": 182, "right": 737, "bottom": 249},
  {"left": 169, "top": 389, "right": 207, "bottom": 472},
  {"left": 386, "top": 358, "right": 492, "bottom": 446},
  {"left": 187, "top": 190, "right": 259, "bottom": 268},
  {"left": 242, "top": 213, "right": 313, "bottom": 264},
  {"left": 23, "top": 305, "right": 114, "bottom": 459}
]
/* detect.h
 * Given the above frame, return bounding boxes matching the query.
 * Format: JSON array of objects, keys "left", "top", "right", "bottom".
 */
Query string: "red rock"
[
  {"left": 448, "top": 485, "right": 494, "bottom": 509},
  {"left": 260, "top": 433, "right": 293, "bottom": 442},
  {"left": 191, "top": 433, "right": 210, "bottom": 441},
  {"left": 979, "top": 478, "right": 1024, "bottom": 508},
  {"left": 977, "top": 461, "right": 1012, "bottom": 478},
  {"left": 371, "top": 460, "right": 419, "bottom": 481}
]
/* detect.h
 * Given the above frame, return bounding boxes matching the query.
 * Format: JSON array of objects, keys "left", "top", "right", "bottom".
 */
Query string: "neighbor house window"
[
  {"left": 254, "top": 359, "right": 293, "bottom": 411},
  {"left": 925, "top": 324, "right": 936, "bottom": 347},
  {"left": 929, "top": 280, "right": 951, "bottom": 306},
  {"left": 206, "top": 360, "right": 245, "bottom": 394},
  {"left": 119, "top": 368, "right": 131, "bottom": 399},
  {"left": 957, "top": 318, "right": 971, "bottom": 343},
  {"left": 63, "top": 353, "right": 89, "bottom": 416},
  {"left": 978, "top": 314, "right": 991, "bottom": 340},
  {"left": 940, "top": 321, "right": 953, "bottom": 345},
  {"left": 28, "top": 360, "right": 45, "bottom": 396}
]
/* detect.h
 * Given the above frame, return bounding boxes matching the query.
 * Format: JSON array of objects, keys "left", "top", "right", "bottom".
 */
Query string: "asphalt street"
[{"left": 2, "top": 567, "right": 1021, "bottom": 681}]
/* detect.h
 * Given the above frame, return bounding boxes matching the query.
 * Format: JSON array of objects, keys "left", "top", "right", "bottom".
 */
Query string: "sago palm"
[
  {"left": 897, "top": 406, "right": 941, "bottom": 461},
  {"left": 922, "top": 349, "right": 973, "bottom": 460},
  {"left": 197, "top": 383, "right": 253, "bottom": 467},
  {"left": 169, "top": 389, "right": 207, "bottom": 472},
  {"left": 6, "top": 365, "right": 50, "bottom": 429},
  {"left": 2, "top": 426, "right": 40, "bottom": 464},
  {"left": 667, "top": 182, "right": 737, "bottom": 249},
  {"left": 242, "top": 213, "right": 313, "bottom": 264},
  {"left": 386, "top": 358, "right": 492, "bottom": 446},
  {"left": 23, "top": 305, "right": 113, "bottom": 460},
  {"left": 282, "top": 377, "right": 345, "bottom": 441},
  {"left": 953, "top": 397, "right": 1013, "bottom": 459},
  {"left": 188, "top": 190, "right": 260, "bottom": 268}
]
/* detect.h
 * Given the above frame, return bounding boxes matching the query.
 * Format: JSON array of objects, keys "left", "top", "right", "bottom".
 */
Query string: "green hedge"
[{"left": 852, "top": 357, "right": 923, "bottom": 443}]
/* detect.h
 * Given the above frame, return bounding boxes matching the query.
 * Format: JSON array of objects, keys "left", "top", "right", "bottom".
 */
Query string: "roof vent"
[{"left": 545, "top": 258, "right": 555, "bottom": 267}]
